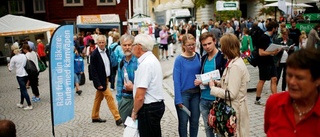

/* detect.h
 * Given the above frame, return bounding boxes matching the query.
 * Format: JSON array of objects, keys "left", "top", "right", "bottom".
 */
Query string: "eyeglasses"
[{"left": 185, "top": 43, "right": 196, "bottom": 47}]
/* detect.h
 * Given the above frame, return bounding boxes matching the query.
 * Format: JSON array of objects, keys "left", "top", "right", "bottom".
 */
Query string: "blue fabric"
[
  {"left": 74, "top": 54, "right": 84, "bottom": 74},
  {"left": 201, "top": 54, "right": 217, "bottom": 101},
  {"left": 173, "top": 54, "right": 201, "bottom": 105},
  {"left": 108, "top": 42, "right": 124, "bottom": 65},
  {"left": 116, "top": 56, "right": 138, "bottom": 102},
  {"left": 17, "top": 76, "right": 31, "bottom": 106},
  {"left": 200, "top": 98, "right": 215, "bottom": 137},
  {"left": 175, "top": 92, "right": 200, "bottom": 137}
]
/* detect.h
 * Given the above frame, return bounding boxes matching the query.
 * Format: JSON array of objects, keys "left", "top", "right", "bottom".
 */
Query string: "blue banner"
[{"left": 50, "top": 25, "right": 74, "bottom": 126}]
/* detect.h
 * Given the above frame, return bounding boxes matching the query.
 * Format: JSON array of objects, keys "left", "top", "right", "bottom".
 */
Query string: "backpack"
[{"left": 109, "top": 44, "right": 119, "bottom": 67}]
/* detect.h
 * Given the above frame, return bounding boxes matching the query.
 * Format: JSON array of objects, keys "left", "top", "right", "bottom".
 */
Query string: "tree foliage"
[{"left": 259, "top": 7, "right": 275, "bottom": 16}]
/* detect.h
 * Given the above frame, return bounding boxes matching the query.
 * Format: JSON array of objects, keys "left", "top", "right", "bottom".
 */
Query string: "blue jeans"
[
  {"left": 175, "top": 92, "right": 200, "bottom": 137},
  {"left": 17, "top": 76, "right": 31, "bottom": 106},
  {"left": 137, "top": 101, "right": 165, "bottom": 137},
  {"left": 74, "top": 73, "right": 81, "bottom": 84},
  {"left": 200, "top": 98, "right": 215, "bottom": 137}
]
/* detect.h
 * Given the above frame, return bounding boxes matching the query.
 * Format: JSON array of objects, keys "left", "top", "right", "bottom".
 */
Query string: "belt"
[
  {"left": 122, "top": 89, "right": 133, "bottom": 94},
  {"left": 143, "top": 100, "right": 164, "bottom": 106}
]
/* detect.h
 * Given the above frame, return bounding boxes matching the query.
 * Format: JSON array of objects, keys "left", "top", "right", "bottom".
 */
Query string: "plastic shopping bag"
[{"left": 123, "top": 116, "right": 139, "bottom": 137}]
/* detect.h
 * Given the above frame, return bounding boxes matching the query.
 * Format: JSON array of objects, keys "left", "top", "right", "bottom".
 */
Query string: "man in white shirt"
[{"left": 131, "top": 34, "right": 165, "bottom": 137}]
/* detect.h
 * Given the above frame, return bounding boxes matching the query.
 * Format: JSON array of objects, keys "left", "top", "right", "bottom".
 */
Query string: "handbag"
[
  {"left": 208, "top": 90, "right": 237, "bottom": 137},
  {"left": 38, "top": 60, "right": 46, "bottom": 72},
  {"left": 24, "top": 59, "right": 38, "bottom": 76},
  {"left": 79, "top": 73, "right": 85, "bottom": 85}
]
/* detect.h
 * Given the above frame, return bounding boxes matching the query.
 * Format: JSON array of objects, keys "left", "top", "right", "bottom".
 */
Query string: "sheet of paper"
[
  {"left": 195, "top": 74, "right": 205, "bottom": 90},
  {"left": 282, "top": 44, "right": 295, "bottom": 50},
  {"left": 180, "top": 105, "right": 191, "bottom": 117},
  {"left": 265, "top": 43, "right": 283, "bottom": 52},
  {"left": 124, "top": 116, "right": 138, "bottom": 128},
  {"left": 200, "top": 70, "right": 221, "bottom": 84}
]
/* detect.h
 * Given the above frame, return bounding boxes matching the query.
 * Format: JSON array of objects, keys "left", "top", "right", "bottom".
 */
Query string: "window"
[
  {"left": 64, "top": 0, "right": 83, "bottom": 7},
  {"left": 97, "top": 0, "right": 116, "bottom": 6},
  {"left": 33, "top": 0, "right": 45, "bottom": 13},
  {"left": 8, "top": 0, "right": 25, "bottom": 14}
]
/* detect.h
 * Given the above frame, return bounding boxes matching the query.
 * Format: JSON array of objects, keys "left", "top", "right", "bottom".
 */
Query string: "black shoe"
[
  {"left": 76, "top": 90, "right": 82, "bottom": 95},
  {"left": 115, "top": 119, "right": 123, "bottom": 126},
  {"left": 92, "top": 118, "right": 106, "bottom": 123}
]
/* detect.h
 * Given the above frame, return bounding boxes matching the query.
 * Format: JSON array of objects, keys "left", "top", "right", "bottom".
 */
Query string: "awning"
[
  {"left": 76, "top": 14, "right": 120, "bottom": 29},
  {"left": 173, "top": 9, "right": 191, "bottom": 18},
  {"left": 0, "top": 14, "right": 59, "bottom": 36}
]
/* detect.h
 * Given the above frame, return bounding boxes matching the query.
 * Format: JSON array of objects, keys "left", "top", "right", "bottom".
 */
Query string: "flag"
[
  {"left": 278, "top": 0, "right": 287, "bottom": 13},
  {"left": 50, "top": 25, "right": 74, "bottom": 126}
]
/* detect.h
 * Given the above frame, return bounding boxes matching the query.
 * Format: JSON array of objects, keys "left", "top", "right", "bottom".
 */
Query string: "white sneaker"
[
  {"left": 23, "top": 106, "right": 33, "bottom": 110},
  {"left": 16, "top": 104, "right": 23, "bottom": 108}
]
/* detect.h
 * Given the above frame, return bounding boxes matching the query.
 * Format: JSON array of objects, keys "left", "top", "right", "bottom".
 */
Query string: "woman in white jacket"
[
  {"left": 209, "top": 34, "right": 250, "bottom": 137},
  {"left": 8, "top": 44, "right": 33, "bottom": 110}
]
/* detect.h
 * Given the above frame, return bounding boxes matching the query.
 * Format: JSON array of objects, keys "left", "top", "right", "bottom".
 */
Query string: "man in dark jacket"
[{"left": 90, "top": 35, "right": 122, "bottom": 126}]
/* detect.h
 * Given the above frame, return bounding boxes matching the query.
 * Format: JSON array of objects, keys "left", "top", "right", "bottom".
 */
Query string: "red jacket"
[
  {"left": 37, "top": 43, "right": 46, "bottom": 57},
  {"left": 264, "top": 92, "right": 320, "bottom": 137}
]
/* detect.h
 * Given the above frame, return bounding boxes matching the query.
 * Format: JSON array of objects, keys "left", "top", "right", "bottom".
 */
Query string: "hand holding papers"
[
  {"left": 265, "top": 43, "right": 283, "bottom": 52},
  {"left": 196, "top": 70, "right": 221, "bottom": 90},
  {"left": 180, "top": 105, "right": 191, "bottom": 117}
]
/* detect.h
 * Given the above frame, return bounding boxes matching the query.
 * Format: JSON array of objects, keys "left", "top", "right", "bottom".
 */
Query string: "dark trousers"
[
  {"left": 17, "top": 76, "right": 31, "bottom": 106},
  {"left": 138, "top": 101, "right": 165, "bottom": 137},
  {"left": 110, "top": 66, "right": 117, "bottom": 89},
  {"left": 29, "top": 73, "right": 40, "bottom": 97},
  {"left": 40, "top": 56, "right": 47, "bottom": 67},
  {"left": 276, "top": 63, "right": 287, "bottom": 91}
]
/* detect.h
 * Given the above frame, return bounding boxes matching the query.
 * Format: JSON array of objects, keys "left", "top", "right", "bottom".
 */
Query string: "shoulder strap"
[{"left": 111, "top": 44, "right": 118, "bottom": 52}]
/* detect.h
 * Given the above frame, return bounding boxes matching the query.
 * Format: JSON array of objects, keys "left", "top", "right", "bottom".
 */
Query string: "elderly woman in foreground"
[
  {"left": 209, "top": 33, "right": 250, "bottom": 137},
  {"left": 264, "top": 49, "right": 320, "bottom": 136}
]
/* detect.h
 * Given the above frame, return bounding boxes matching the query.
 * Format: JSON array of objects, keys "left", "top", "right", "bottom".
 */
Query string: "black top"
[
  {"left": 288, "top": 28, "right": 301, "bottom": 47},
  {"left": 257, "top": 33, "right": 274, "bottom": 65}
]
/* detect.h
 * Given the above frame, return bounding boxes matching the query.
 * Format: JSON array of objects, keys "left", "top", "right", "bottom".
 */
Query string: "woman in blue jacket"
[{"left": 173, "top": 34, "right": 201, "bottom": 137}]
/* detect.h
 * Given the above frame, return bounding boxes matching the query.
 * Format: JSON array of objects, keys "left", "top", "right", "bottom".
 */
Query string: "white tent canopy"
[
  {"left": 0, "top": 14, "right": 59, "bottom": 36},
  {"left": 264, "top": 2, "right": 313, "bottom": 7},
  {"left": 265, "top": 0, "right": 319, "bottom": 4}
]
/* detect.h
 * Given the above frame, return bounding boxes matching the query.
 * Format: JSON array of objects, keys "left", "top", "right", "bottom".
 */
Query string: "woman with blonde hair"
[
  {"left": 8, "top": 44, "right": 33, "bottom": 110},
  {"left": 108, "top": 32, "right": 124, "bottom": 90},
  {"left": 209, "top": 33, "right": 250, "bottom": 137},
  {"left": 173, "top": 34, "right": 201, "bottom": 137},
  {"left": 299, "top": 31, "right": 308, "bottom": 49}
]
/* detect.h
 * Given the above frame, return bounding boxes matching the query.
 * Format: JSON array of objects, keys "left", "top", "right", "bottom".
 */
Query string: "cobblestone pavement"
[{"left": 0, "top": 45, "right": 277, "bottom": 137}]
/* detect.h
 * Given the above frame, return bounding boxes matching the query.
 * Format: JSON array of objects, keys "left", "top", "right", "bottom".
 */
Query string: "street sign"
[{"left": 216, "top": 1, "right": 239, "bottom": 11}]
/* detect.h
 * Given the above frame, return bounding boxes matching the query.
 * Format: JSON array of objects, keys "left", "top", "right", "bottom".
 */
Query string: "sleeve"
[
  {"left": 134, "top": 64, "right": 152, "bottom": 89},
  {"left": 116, "top": 64, "right": 124, "bottom": 102},
  {"left": 8, "top": 57, "right": 15, "bottom": 71},
  {"left": 173, "top": 57, "right": 183, "bottom": 105},
  {"left": 90, "top": 53, "right": 102, "bottom": 88},
  {"left": 249, "top": 36, "right": 254, "bottom": 51},
  {"left": 210, "top": 65, "right": 241, "bottom": 100},
  {"left": 117, "top": 46, "right": 124, "bottom": 63},
  {"left": 264, "top": 94, "right": 274, "bottom": 134}
]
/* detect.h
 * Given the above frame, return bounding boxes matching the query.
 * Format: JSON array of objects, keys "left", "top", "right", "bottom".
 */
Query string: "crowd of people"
[{"left": 5, "top": 14, "right": 320, "bottom": 136}]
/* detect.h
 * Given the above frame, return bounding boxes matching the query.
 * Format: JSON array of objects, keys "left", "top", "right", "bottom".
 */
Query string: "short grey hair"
[
  {"left": 134, "top": 34, "right": 154, "bottom": 51},
  {"left": 97, "top": 35, "right": 106, "bottom": 42},
  {"left": 120, "top": 34, "right": 134, "bottom": 44}
]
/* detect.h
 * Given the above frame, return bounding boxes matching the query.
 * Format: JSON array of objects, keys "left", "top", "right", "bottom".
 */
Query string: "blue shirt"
[
  {"left": 173, "top": 54, "right": 201, "bottom": 105},
  {"left": 116, "top": 55, "right": 138, "bottom": 102},
  {"left": 74, "top": 54, "right": 84, "bottom": 74},
  {"left": 201, "top": 54, "right": 217, "bottom": 101}
]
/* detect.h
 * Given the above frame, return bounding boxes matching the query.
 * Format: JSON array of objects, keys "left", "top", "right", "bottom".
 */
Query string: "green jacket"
[{"left": 240, "top": 35, "right": 254, "bottom": 53}]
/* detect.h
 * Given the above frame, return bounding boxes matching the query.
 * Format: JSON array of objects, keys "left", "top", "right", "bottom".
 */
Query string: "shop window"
[
  {"left": 8, "top": 0, "right": 25, "bottom": 14},
  {"left": 33, "top": 0, "right": 45, "bottom": 13},
  {"left": 97, "top": 0, "right": 116, "bottom": 6},
  {"left": 64, "top": 0, "right": 83, "bottom": 7}
]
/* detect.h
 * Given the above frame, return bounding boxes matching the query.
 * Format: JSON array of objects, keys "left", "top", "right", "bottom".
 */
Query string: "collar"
[
  {"left": 98, "top": 47, "right": 106, "bottom": 53},
  {"left": 138, "top": 51, "right": 152, "bottom": 64},
  {"left": 277, "top": 92, "right": 320, "bottom": 116},
  {"left": 226, "top": 57, "right": 240, "bottom": 68},
  {"left": 124, "top": 55, "right": 137, "bottom": 64}
]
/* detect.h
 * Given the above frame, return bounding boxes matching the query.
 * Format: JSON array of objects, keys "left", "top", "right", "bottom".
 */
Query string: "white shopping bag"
[{"left": 123, "top": 116, "right": 139, "bottom": 137}]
